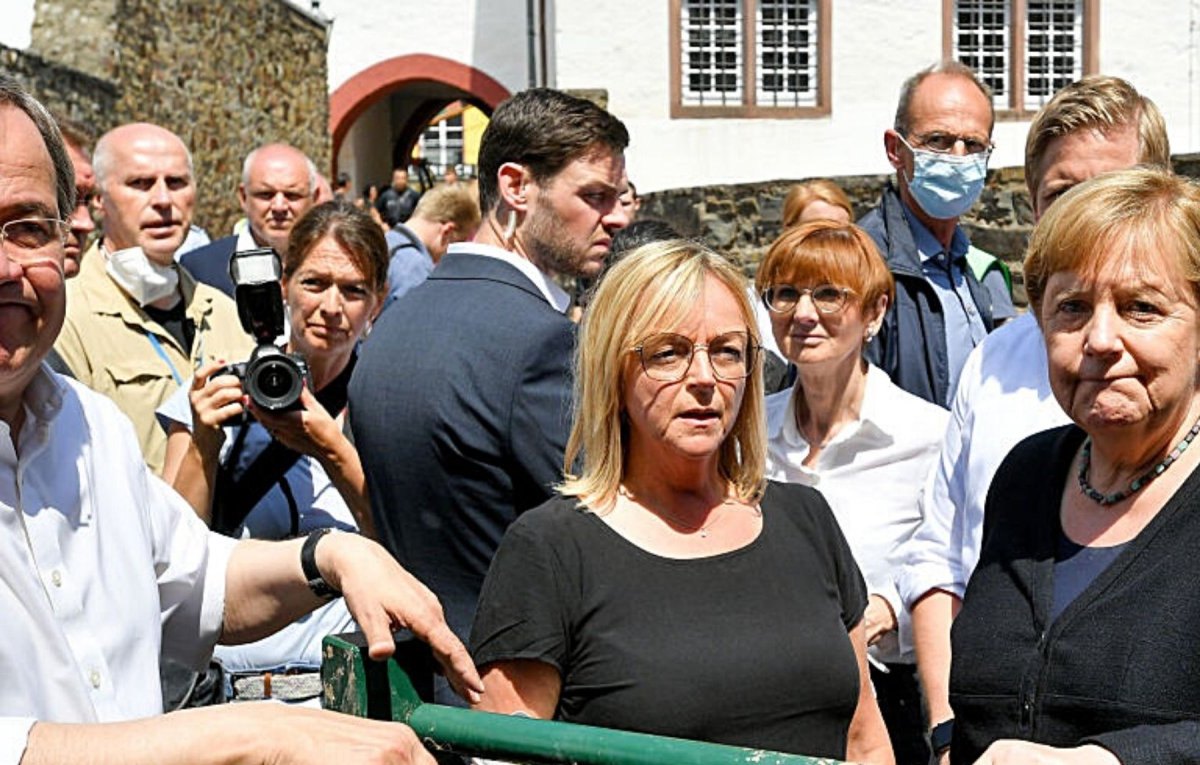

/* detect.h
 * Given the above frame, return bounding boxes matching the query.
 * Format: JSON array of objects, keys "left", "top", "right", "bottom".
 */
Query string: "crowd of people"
[{"left": 0, "top": 51, "right": 1197, "bottom": 765}]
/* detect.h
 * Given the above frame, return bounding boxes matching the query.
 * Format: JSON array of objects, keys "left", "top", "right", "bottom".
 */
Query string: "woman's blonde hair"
[
  {"left": 560, "top": 239, "right": 767, "bottom": 509},
  {"left": 781, "top": 179, "right": 854, "bottom": 229},
  {"left": 1024, "top": 168, "right": 1200, "bottom": 313}
]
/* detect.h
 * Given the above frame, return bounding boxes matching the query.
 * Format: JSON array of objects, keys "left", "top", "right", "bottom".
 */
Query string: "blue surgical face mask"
[{"left": 898, "top": 135, "right": 989, "bottom": 220}]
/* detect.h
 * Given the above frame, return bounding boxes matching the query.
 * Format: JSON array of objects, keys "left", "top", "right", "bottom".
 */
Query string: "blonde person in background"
[{"left": 783, "top": 179, "right": 854, "bottom": 228}]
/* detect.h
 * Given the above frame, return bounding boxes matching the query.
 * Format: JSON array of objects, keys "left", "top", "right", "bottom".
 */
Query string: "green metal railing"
[{"left": 321, "top": 633, "right": 845, "bottom": 765}]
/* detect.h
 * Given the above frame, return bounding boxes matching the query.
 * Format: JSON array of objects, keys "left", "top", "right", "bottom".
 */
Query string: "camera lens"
[{"left": 246, "top": 355, "right": 305, "bottom": 411}]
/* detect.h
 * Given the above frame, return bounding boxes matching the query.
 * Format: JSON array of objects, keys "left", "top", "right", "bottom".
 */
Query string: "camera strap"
[{"left": 211, "top": 354, "right": 357, "bottom": 536}]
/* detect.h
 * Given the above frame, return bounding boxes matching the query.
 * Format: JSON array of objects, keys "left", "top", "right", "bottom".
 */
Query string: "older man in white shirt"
[{"left": 0, "top": 74, "right": 480, "bottom": 765}]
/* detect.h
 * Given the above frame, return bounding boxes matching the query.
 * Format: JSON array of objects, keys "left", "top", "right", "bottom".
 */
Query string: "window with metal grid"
[
  {"left": 953, "top": 0, "right": 1010, "bottom": 110},
  {"left": 756, "top": 0, "right": 818, "bottom": 108},
  {"left": 1024, "top": 0, "right": 1083, "bottom": 111},
  {"left": 950, "top": 0, "right": 1088, "bottom": 113},
  {"left": 681, "top": 0, "right": 744, "bottom": 106}
]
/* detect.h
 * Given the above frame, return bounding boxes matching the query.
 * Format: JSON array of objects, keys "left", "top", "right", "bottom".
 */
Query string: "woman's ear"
[{"left": 865, "top": 293, "right": 889, "bottom": 338}]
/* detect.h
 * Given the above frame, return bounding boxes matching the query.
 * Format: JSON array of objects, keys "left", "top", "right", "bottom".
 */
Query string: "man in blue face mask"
[{"left": 859, "top": 61, "right": 1015, "bottom": 413}]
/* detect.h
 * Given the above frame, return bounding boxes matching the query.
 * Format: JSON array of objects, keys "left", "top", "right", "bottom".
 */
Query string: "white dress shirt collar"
[{"left": 449, "top": 241, "right": 571, "bottom": 313}]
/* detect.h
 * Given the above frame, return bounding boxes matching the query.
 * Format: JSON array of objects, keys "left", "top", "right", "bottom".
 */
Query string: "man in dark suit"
[
  {"left": 349, "top": 89, "right": 630, "bottom": 703},
  {"left": 181, "top": 143, "right": 317, "bottom": 295}
]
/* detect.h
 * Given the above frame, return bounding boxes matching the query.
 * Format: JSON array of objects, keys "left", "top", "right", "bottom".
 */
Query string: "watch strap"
[
  {"left": 301, "top": 528, "right": 341, "bottom": 599},
  {"left": 930, "top": 718, "right": 954, "bottom": 755}
]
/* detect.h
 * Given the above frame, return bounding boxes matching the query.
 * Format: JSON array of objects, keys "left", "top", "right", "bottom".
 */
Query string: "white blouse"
[{"left": 765, "top": 364, "right": 948, "bottom": 664}]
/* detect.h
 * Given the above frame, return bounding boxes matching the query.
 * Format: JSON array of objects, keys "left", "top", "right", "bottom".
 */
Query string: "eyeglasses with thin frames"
[
  {"left": 905, "top": 131, "right": 994, "bottom": 157},
  {"left": 762, "top": 284, "right": 853, "bottom": 315},
  {"left": 0, "top": 217, "right": 68, "bottom": 268},
  {"left": 633, "top": 330, "right": 756, "bottom": 383}
]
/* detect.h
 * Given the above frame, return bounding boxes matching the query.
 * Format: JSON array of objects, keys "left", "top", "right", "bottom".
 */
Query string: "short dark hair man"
[
  {"left": 376, "top": 166, "right": 420, "bottom": 226},
  {"left": 0, "top": 72, "right": 478, "bottom": 765},
  {"left": 181, "top": 142, "right": 318, "bottom": 296},
  {"left": 859, "top": 61, "right": 1016, "bottom": 409},
  {"left": 900, "top": 75, "right": 1169, "bottom": 764},
  {"left": 350, "top": 88, "right": 630, "bottom": 704}
]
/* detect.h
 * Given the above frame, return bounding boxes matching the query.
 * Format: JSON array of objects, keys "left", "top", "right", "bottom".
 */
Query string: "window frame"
[
  {"left": 669, "top": 0, "right": 832, "bottom": 119},
  {"left": 942, "top": 0, "right": 1099, "bottom": 120}
]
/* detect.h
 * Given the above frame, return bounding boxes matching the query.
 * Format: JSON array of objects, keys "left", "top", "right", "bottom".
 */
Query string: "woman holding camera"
[{"left": 158, "top": 201, "right": 388, "bottom": 702}]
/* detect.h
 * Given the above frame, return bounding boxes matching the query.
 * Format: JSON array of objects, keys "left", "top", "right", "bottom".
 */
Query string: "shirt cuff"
[
  {"left": 199, "top": 532, "right": 239, "bottom": 659},
  {"left": 0, "top": 718, "right": 36, "bottom": 765},
  {"left": 898, "top": 563, "right": 966, "bottom": 608}
]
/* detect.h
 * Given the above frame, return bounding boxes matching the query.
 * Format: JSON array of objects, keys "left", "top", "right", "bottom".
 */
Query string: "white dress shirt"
[
  {"left": 897, "top": 312, "right": 1070, "bottom": 606},
  {"left": 0, "top": 367, "right": 234, "bottom": 765},
  {"left": 765, "top": 364, "right": 948, "bottom": 664},
  {"left": 449, "top": 241, "right": 571, "bottom": 313}
]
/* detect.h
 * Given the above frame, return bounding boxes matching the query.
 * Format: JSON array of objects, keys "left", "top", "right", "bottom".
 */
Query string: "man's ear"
[
  {"left": 884, "top": 130, "right": 907, "bottom": 174},
  {"left": 496, "top": 162, "right": 530, "bottom": 213},
  {"left": 236, "top": 182, "right": 248, "bottom": 210}
]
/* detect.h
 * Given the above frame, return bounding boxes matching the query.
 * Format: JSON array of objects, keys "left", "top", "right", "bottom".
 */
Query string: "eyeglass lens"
[
  {"left": 911, "top": 131, "right": 991, "bottom": 155},
  {"left": 637, "top": 331, "right": 753, "bottom": 382},
  {"left": 763, "top": 284, "right": 847, "bottom": 314},
  {"left": 0, "top": 218, "right": 67, "bottom": 264}
]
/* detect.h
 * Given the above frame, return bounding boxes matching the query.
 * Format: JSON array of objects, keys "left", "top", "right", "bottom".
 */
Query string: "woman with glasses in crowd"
[
  {"left": 157, "top": 201, "right": 387, "bottom": 704},
  {"left": 469, "top": 239, "right": 893, "bottom": 763},
  {"left": 757, "top": 221, "right": 948, "bottom": 765}
]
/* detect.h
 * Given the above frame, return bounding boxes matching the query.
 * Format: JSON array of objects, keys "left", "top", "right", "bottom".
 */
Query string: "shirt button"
[
  {"left": 51, "top": 570, "right": 62, "bottom": 587},
  {"left": 89, "top": 670, "right": 101, "bottom": 688}
]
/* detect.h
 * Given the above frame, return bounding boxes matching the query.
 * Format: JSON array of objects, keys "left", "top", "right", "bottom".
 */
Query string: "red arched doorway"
[{"left": 330, "top": 54, "right": 510, "bottom": 176}]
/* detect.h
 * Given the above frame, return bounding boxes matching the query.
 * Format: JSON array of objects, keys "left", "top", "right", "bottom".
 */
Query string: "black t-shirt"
[
  {"left": 470, "top": 480, "right": 868, "bottom": 759},
  {"left": 143, "top": 301, "right": 195, "bottom": 354}
]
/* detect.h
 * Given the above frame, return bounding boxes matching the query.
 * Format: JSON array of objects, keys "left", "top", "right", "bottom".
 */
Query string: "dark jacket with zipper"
[{"left": 858, "top": 181, "right": 994, "bottom": 407}]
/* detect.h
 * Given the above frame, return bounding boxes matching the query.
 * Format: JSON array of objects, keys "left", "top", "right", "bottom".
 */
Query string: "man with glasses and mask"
[{"left": 859, "top": 61, "right": 1015, "bottom": 409}]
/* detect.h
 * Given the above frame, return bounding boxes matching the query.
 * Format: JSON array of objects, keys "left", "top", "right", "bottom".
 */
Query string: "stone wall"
[
  {"left": 642, "top": 155, "right": 1200, "bottom": 307},
  {"left": 25, "top": 0, "right": 331, "bottom": 239},
  {"left": 0, "top": 44, "right": 119, "bottom": 138}
]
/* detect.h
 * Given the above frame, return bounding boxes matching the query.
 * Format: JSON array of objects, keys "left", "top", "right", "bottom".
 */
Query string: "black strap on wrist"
[
  {"left": 300, "top": 528, "right": 341, "bottom": 599},
  {"left": 930, "top": 718, "right": 955, "bottom": 755}
]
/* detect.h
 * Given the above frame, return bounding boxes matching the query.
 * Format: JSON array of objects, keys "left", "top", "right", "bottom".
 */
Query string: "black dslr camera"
[{"left": 220, "top": 248, "right": 310, "bottom": 412}]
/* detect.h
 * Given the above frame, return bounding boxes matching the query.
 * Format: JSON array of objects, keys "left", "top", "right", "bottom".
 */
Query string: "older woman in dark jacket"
[{"left": 951, "top": 168, "right": 1200, "bottom": 764}]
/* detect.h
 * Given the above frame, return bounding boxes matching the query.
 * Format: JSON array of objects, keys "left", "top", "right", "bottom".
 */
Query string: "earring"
[
  {"left": 503, "top": 209, "right": 518, "bottom": 244},
  {"left": 864, "top": 330, "right": 875, "bottom": 344}
]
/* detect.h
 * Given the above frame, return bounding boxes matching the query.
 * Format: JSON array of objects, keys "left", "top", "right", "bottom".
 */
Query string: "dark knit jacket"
[{"left": 950, "top": 424, "right": 1200, "bottom": 765}]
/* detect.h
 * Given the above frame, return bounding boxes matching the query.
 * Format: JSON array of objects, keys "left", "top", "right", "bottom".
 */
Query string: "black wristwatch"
[
  {"left": 301, "top": 528, "right": 342, "bottom": 599},
  {"left": 930, "top": 718, "right": 954, "bottom": 756}
]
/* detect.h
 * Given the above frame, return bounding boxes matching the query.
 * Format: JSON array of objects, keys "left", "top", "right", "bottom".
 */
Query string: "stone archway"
[{"left": 330, "top": 54, "right": 510, "bottom": 177}]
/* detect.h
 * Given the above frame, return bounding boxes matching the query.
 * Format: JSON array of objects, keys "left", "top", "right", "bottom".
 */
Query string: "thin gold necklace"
[{"left": 618, "top": 485, "right": 735, "bottom": 538}]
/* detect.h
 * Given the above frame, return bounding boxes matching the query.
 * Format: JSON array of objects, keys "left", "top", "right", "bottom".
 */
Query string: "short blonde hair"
[
  {"left": 1025, "top": 75, "right": 1170, "bottom": 201},
  {"left": 1024, "top": 168, "right": 1200, "bottom": 313},
  {"left": 756, "top": 221, "right": 895, "bottom": 315},
  {"left": 560, "top": 239, "right": 767, "bottom": 509},
  {"left": 412, "top": 184, "right": 481, "bottom": 233},
  {"left": 781, "top": 179, "right": 854, "bottom": 229}
]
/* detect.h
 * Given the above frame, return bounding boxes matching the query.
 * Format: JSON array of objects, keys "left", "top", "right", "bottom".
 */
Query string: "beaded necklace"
[{"left": 1077, "top": 418, "right": 1200, "bottom": 506}]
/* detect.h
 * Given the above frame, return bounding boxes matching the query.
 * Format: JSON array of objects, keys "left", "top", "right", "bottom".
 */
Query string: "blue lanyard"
[{"left": 146, "top": 333, "right": 184, "bottom": 386}]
